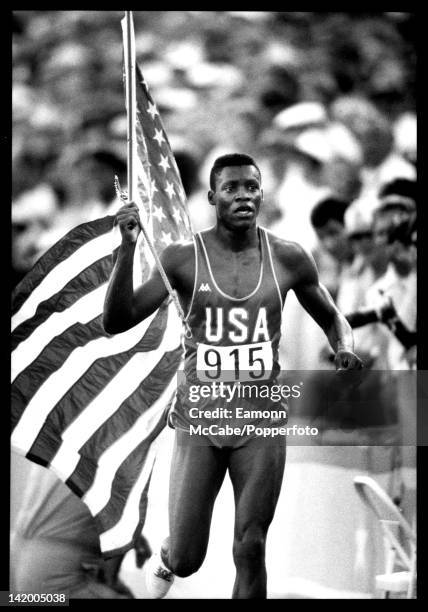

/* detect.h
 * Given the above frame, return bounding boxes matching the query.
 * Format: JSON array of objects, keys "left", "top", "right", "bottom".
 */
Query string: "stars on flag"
[
  {"left": 160, "top": 230, "right": 173, "bottom": 246},
  {"left": 153, "top": 127, "right": 166, "bottom": 147},
  {"left": 165, "top": 181, "right": 175, "bottom": 200},
  {"left": 147, "top": 101, "right": 159, "bottom": 119},
  {"left": 158, "top": 154, "right": 170, "bottom": 173},
  {"left": 152, "top": 205, "right": 166, "bottom": 224},
  {"left": 172, "top": 207, "right": 183, "bottom": 225},
  {"left": 151, "top": 179, "right": 159, "bottom": 194}
]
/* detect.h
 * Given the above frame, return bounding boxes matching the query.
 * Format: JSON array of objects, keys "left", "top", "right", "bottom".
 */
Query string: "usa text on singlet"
[{"left": 183, "top": 227, "right": 283, "bottom": 384}]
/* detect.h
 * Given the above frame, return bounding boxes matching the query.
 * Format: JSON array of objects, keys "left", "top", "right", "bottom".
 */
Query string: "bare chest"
[{"left": 205, "top": 248, "right": 261, "bottom": 298}]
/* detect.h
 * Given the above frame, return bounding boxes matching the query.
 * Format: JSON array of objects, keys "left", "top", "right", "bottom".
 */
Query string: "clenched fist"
[
  {"left": 114, "top": 202, "right": 142, "bottom": 244},
  {"left": 334, "top": 349, "right": 364, "bottom": 371}
]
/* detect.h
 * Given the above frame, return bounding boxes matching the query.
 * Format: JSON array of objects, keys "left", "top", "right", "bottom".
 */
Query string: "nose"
[{"left": 235, "top": 186, "right": 251, "bottom": 201}]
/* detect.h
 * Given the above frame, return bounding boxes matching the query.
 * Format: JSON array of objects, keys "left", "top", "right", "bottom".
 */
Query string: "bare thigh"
[
  {"left": 229, "top": 440, "right": 286, "bottom": 539},
  {"left": 168, "top": 430, "right": 229, "bottom": 568}
]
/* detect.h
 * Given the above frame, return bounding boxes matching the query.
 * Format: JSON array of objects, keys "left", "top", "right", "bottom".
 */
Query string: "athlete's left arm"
[{"left": 290, "top": 245, "right": 363, "bottom": 371}]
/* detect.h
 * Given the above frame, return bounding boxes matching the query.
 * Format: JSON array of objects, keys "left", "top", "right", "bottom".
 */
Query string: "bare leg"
[
  {"left": 228, "top": 440, "right": 286, "bottom": 598},
  {"left": 161, "top": 430, "right": 229, "bottom": 577}
]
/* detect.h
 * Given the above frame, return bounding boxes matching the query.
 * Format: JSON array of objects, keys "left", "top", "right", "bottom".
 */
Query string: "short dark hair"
[
  {"left": 209, "top": 153, "right": 261, "bottom": 190},
  {"left": 310, "top": 197, "right": 350, "bottom": 229},
  {"left": 378, "top": 178, "right": 416, "bottom": 201}
]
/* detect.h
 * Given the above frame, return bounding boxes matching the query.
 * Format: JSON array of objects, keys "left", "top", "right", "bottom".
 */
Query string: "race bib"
[{"left": 196, "top": 341, "right": 273, "bottom": 382}]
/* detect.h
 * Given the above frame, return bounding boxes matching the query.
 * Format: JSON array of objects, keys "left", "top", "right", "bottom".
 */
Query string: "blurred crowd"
[{"left": 12, "top": 11, "right": 416, "bottom": 371}]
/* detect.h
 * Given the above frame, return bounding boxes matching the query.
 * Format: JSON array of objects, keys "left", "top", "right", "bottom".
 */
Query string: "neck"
[{"left": 213, "top": 223, "right": 259, "bottom": 251}]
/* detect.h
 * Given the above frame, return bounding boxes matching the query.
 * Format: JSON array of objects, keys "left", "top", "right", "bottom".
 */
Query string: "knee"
[
  {"left": 233, "top": 526, "right": 266, "bottom": 567},
  {"left": 167, "top": 553, "right": 203, "bottom": 578}
]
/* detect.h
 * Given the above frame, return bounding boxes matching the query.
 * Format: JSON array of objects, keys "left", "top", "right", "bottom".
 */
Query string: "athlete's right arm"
[{"left": 103, "top": 202, "right": 174, "bottom": 334}]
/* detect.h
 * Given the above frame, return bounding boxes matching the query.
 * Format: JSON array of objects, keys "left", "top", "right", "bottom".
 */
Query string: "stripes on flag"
[
  {"left": 12, "top": 216, "right": 118, "bottom": 327},
  {"left": 11, "top": 253, "right": 116, "bottom": 351},
  {"left": 11, "top": 35, "right": 193, "bottom": 557}
]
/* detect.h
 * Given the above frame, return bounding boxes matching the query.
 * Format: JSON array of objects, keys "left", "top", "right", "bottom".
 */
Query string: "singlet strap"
[{"left": 260, "top": 227, "right": 284, "bottom": 310}]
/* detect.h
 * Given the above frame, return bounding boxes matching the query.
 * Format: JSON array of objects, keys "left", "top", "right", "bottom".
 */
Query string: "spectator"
[
  {"left": 367, "top": 181, "right": 416, "bottom": 369},
  {"left": 337, "top": 204, "right": 381, "bottom": 315},
  {"left": 36, "top": 147, "right": 127, "bottom": 256},
  {"left": 310, "top": 196, "right": 352, "bottom": 299},
  {"left": 338, "top": 177, "right": 416, "bottom": 370},
  {"left": 330, "top": 95, "right": 416, "bottom": 222},
  {"left": 267, "top": 102, "right": 332, "bottom": 253},
  {"left": 393, "top": 111, "right": 416, "bottom": 168},
  {"left": 12, "top": 183, "right": 60, "bottom": 288}
]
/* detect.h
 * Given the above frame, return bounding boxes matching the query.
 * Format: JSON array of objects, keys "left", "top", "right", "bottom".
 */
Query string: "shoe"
[{"left": 145, "top": 552, "right": 175, "bottom": 598}]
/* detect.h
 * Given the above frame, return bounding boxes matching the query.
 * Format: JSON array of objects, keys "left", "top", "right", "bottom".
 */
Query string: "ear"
[
  {"left": 261, "top": 188, "right": 264, "bottom": 201},
  {"left": 208, "top": 190, "right": 215, "bottom": 206}
]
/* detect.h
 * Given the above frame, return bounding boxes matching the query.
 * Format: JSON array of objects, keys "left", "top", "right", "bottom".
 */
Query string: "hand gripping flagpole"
[{"left": 121, "top": 11, "right": 192, "bottom": 338}]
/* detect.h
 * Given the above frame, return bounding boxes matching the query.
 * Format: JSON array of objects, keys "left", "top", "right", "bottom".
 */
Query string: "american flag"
[{"left": 11, "top": 50, "right": 192, "bottom": 556}]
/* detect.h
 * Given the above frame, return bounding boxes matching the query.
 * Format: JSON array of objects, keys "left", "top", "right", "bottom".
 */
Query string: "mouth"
[{"left": 234, "top": 205, "right": 254, "bottom": 218}]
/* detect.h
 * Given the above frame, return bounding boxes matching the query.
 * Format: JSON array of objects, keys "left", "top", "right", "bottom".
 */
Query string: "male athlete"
[{"left": 103, "top": 153, "right": 363, "bottom": 599}]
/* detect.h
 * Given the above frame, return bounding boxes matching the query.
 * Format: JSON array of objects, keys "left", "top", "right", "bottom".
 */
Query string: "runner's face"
[{"left": 209, "top": 165, "right": 262, "bottom": 230}]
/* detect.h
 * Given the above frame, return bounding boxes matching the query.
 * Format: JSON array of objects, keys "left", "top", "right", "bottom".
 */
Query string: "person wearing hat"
[{"left": 345, "top": 178, "right": 416, "bottom": 370}]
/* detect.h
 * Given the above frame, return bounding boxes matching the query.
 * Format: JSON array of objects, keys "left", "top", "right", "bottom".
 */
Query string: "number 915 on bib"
[{"left": 196, "top": 341, "right": 273, "bottom": 382}]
